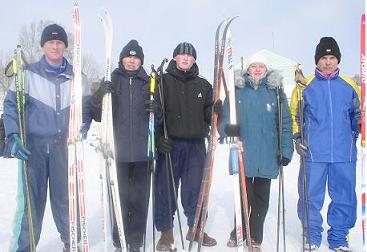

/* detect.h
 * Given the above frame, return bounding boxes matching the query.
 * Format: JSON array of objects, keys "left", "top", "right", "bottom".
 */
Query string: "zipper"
[
  {"left": 129, "top": 77, "right": 133, "bottom": 160},
  {"left": 327, "top": 79, "right": 334, "bottom": 162}
]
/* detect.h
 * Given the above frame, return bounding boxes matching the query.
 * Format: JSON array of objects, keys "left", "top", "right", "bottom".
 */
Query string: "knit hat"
[
  {"left": 173, "top": 42, "right": 197, "bottom": 59},
  {"left": 245, "top": 51, "right": 268, "bottom": 71},
  {"left": 119, "top": 40, "right": 144, "bottom": 65},
  {"left": 41, "top": 24, "right": 68, "bottom": 48},
  {"left": 314, "top": 37, "right": 341, "bottom": 64}
]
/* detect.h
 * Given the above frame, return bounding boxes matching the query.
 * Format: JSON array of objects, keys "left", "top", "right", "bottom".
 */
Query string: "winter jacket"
[
  {"left": 290, "top": 69, "right": 360, "bottom": 162},
  {"left": 90, "top": 66, "right": 158, "bottom": 162},
  {"left": 161, "top": 59, "right": 213, "bottom": 139},
  {"left": 219, "top": 70, "right": 294, "bottom": 179},
  {"left": 3, "top": 56, "right": 91, "bottom": 145}
]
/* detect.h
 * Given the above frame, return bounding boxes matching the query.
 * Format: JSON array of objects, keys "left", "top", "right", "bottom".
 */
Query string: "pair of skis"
[
  {"left": 225, "top": 25, "right": 253, "bottom": 252},
  {"left": 67, "top": 4, "right": 90, "bottom": 252},
  {"left": 188, "top": 17, "right": 252, "bottom": 252},
  {"left": 98, "top": 10, "right": 128, "bottom": 252}
]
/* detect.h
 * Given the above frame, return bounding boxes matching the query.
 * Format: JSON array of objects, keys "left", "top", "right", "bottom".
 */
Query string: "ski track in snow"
[{"left": 0, "top": 140, "right": 363, "bottom": 252}]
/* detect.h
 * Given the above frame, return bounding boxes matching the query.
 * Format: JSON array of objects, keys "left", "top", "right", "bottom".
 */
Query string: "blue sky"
[{"left": 0, "top": 0, "right": 364, "bottom": 78}]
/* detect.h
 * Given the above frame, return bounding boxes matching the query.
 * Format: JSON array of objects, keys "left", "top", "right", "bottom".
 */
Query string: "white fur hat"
[{"left": 245, "top": 51, "right": 268, "bottom": 70}]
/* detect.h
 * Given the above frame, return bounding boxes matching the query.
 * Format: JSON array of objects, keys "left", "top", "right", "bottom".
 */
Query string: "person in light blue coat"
[{"left": 218, "top": 52, "right": 293, "bottom": 250}]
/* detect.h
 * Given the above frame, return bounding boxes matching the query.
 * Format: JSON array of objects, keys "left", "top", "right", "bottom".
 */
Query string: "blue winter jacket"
[
  {"left": 3, "top": 56, "right": 91, "bottom": 145},
  {"left": 301, "top": 70, "right": 360, "bottom": 162},
  {"left": 219, "top": 70, "right": 294, "bottom": 179}
]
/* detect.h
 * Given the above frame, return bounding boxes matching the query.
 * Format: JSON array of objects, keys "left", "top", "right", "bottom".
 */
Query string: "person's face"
[
  {"left": 247, "top": 62, "right": 267, "bottom": 81},
  {"left": 43, "top": 40, "right": 66, "bottom": 65},
  {"left": 316, "top": 55, "right": 339, "bottom": 75},
  {"left": 122, "top": 56, "right": 142, "bottom": 71},
  {"left": 174, "top": 54, "right": 196, "bottom": 71}
]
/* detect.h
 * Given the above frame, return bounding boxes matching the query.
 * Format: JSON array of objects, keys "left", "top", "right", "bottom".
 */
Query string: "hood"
[{"left": 235, "top": 69, "right": 283, "bottom": 90}]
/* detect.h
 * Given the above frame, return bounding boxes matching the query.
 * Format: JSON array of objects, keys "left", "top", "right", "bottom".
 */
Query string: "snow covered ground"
[{"left": 0, "top": 140, "right": 364, "bottom": 251}]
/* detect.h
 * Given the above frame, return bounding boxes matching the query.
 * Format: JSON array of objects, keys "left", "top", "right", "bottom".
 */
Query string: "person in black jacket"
[
  {"left": 154, "top": 42, "right": 217, "bottom": 251},
  {"left": 89, "top": 40, "right": 160, "bottom": 252}
]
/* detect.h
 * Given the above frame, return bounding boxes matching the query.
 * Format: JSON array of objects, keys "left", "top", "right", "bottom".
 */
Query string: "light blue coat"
[{"left": 219, "top": 70, "right": 294, "bottom": 179}]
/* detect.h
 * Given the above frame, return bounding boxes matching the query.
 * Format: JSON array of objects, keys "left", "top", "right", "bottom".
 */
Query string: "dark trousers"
[
  {"left": 113, "top": 161, "right": 151, "bottom": 247},
  {"left": 154, "top": 138, "right": 206, "bottom": 231},
  {"left": 230, "top": 177, "right": 271, "bottom": 244}
]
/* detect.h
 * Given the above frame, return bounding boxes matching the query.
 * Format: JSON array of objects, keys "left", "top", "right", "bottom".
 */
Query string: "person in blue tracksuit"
[
  {"left": 88, "top": 40, "right": 161, "bottom": 252},
  {"left": 218, "top": 51, "right": 294, "bottom": 251},
  {"left": 3, "top": 24, "right": 91, "bottom": 252},
  {"left": 290, "top": 37, "right": 360, "bottom": 251},
  {"left": 154, "top": 42, "right": 217, "bottom": 251}
]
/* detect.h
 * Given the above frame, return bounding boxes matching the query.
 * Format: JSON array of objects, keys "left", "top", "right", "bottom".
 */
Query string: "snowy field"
[{"left": 0, "top": 137, "right": 364, "bottom": 252}]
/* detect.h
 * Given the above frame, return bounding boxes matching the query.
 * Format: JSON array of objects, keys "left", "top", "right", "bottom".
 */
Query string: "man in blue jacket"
[
  {"left": 290, "top": 37, "right": 360, "bottom": 251},
  {"left": 3, "top": 24, "right": 91, "bottom": 252}
]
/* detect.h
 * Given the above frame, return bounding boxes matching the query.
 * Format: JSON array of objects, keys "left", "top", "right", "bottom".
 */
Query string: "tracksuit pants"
[{"left": 297, "top": 161, "right": 357, "bottom": 249}]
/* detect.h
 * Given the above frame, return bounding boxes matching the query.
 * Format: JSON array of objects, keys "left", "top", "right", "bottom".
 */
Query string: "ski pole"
[
  {"left": 157, "top": 58, "right": 185, "bottom": 250},
  {"left": 276, "top": 87, "right": 286, "bottom": 252}
]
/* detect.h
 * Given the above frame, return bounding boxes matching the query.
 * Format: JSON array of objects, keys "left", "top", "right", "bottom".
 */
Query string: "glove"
[
  {"left": 4, "top": 134, "right": 31, "bottom": 160},
  {"left": 91, "top": 80, "right": 114, "bottom": 106},
  {"left": 80, "top": 122, "right": 90, "bottom": 140},
  {"left": 213, "top": 99, "right": 223, "bottom": 115},
  {"left": 278, "top": 155, "right": 291, "bottom": 166},
  {"left": 294, "top": 138, "right": 307, "bottom": 156},
  {"left": 101, "top": 80, "right": 113, "bottom": 94},
  {"left": 224, "top": 124, "right": 240, "bottom": 137},
  {"left": 145, "top": 99, "right": 158, "bottom": 113},
  {"left": 157, "top": 136, "right": 172, "bottom": 153}
]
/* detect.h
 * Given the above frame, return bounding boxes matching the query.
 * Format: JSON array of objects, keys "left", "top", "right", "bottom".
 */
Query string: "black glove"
[
  {"left": 213, "top": 99, "right": 223, "bottom": 115},
  {"left": 278, "top": 155, "right": 291, "bottom": 166},
  {"left": 224, "top": 124, "right": 240, "bottom": 137},
  {"left": 101, "top": 80, "right": 113, "bottom": 94},
  {"left": 294, "top": 138, "right": 307, "bottom": 156},
  {"left": 145, "top": 99, "right": 158, "bottom": 113},
  {"left": 157, "top": 136, "right": 172, "bottom": 153},
  {"left": 92, "top": 80, "right": 114, "bottom": 106}
]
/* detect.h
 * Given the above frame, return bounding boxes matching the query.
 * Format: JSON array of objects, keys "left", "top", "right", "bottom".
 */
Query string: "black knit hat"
[
  {"left": 314, "top": 37, "right": 341, "bottom": 64},
  {"left": 119, "top": 40, "right": 144, "bottom": 65},
  {"left": 41, "top": 24, "right": 68, "bottom": 48},
  {"left": 173, "top": 42, "right": 197, "bottom": 59}
]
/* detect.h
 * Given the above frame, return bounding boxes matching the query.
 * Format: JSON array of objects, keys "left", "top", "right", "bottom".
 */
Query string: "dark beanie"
[
  {"left": 314, "top": 37, "right": 341, "bottom": 64},
  {"left": 173, "top": 42, "right": 197, "bottom": 59},
  {"left": 41, "top": 24, "right": 68, "bottom": 48},
  {"left": 119, "top": 40, "right": 144, "bottom": 65}
]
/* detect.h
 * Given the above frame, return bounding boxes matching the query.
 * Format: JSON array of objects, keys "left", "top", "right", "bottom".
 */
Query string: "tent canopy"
[{"left": 234, "top": 49, "right": 299, "bottom": 98}]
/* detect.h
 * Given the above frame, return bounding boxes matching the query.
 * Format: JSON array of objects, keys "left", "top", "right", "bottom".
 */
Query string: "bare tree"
[{"left": 15, "top": 20, "right": 102, "bottom": 85}]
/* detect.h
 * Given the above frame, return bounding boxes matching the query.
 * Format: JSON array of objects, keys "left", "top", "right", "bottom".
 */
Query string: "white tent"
[{"left": 234, "top": 49, "right": 299, "bottom": 99}]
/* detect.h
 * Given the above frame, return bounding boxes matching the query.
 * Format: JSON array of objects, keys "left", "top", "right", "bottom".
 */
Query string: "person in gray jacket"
[
  {"left": 218, "top": 51, "right": 293, "bottom": 251},
  {"left": 3, "top": 24, "right": 91, "bottom": 252}
]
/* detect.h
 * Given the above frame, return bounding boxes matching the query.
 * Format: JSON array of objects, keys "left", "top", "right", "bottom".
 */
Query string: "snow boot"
[
  {"left": 251, "top": 240, "right": 262, "bottom": 252},
  {"left": 331, "top": 246, "right": 352, "bottom": 252},
  {"left": 304, "top": 243, "right": 319, "bottom": 251},
  {"left": 186, "top": 227, "right": 217, "bottom": 247},
  {"left": 156, "top": 228, "right": 175, "bottom": 251},
  {"left": 226, "top": 237, "right": 237, "bottom": 247}
]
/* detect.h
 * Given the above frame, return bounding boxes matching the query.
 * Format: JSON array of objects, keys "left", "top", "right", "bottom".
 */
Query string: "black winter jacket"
[
  {"left": 91, "top": 66, "right": 156, "bottom": 162},
  {"left": 161, "top": 60, "right": 213, "bottom": 139}
]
